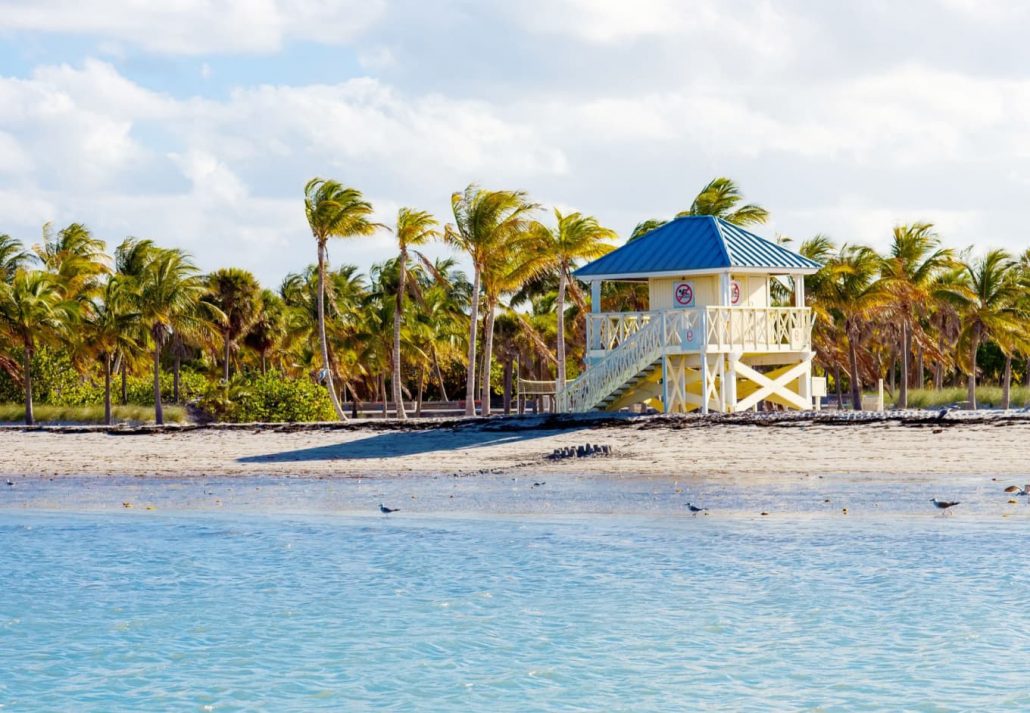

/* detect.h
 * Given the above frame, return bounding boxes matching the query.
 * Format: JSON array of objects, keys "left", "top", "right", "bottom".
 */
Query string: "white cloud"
[{"left": 0, "top": 0, "right": 386, "bottom": 54}]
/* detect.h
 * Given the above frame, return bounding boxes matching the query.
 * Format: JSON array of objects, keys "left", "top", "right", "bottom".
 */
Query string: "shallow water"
[{"left": 2, "top": 509, "right": 1028, "bottom": 712}]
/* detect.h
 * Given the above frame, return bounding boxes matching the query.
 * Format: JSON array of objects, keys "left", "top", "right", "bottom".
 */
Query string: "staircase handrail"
[{"left": 557, "top": 311, "right": 672, "bottom": 413}]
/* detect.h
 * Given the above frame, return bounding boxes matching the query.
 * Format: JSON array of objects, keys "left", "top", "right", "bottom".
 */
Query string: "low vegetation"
[{"left": 0, "top": 403, "right": 187, "bottom": 425}]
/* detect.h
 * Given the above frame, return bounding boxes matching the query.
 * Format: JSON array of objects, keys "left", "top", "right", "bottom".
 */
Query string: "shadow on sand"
[{"left": 237, "top": 424, "right": 581, "bottom": 463}]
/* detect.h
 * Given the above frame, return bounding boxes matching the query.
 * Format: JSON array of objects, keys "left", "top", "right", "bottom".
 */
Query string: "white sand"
[{"left": 2, "top": 417, "right": 1027, "bottom": 481}]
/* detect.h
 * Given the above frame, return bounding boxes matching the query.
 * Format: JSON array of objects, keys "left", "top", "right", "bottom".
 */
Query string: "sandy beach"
[
  {"left": 1, "top": 413, "right": 1028, "bottom": 520},
  {"left": 2, "top": 412, "right": 1028, "bottom": 481}
]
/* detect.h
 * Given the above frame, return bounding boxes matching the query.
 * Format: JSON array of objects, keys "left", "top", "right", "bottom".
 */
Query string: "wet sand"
[{"left": 1, "top": 413, "right": 1029, "bottom": 518}]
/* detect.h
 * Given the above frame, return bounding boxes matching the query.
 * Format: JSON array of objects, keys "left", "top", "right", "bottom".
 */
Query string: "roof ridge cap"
[{"left": 711, "top": 216, "right": 733, "bottom": 268}]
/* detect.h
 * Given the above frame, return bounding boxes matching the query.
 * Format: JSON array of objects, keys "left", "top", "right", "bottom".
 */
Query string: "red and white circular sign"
[
  {"left": 674, "top": 282, "right": 695, "bottom": 307},
  {"left": 730, "top": 280, "right": 742, "bottom": 306}
]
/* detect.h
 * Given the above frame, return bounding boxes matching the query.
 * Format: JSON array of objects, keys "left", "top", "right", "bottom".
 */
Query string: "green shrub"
[{"left": 197, "top": 372, "right": 335, "bottom": 423}]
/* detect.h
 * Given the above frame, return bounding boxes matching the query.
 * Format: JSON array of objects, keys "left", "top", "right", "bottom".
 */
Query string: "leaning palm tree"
[
  {"left": 445, "top": 185, "right": 538, "bottom": 416},
  {"left": 135, "top": 248, "right": 219, "bottom": 425},
  {"left": 534, "top": 210, "right": 617, "bottom": 390},
  {"left": 205, "top": 267, "right": 262, "bottom": 381},
  {"left": 391, "top": 208, "right": 440, "bottom": 419},
  {"left": 304, "top": 178, "right": 380, "bottom": 420},
  {"left": 879, "top": 223, "right": 953, "bottom": 407},
  {"left": 951, "top": 249, "right": 1023, "bottom": 409},
  {"left": 0, "top": 269, "right": 77, "bottom": 424}
]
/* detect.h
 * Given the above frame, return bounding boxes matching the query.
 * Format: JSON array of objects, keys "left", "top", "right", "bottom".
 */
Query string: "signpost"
[{"left": 673, "top": 281, "right": 695, "bottom": 308}]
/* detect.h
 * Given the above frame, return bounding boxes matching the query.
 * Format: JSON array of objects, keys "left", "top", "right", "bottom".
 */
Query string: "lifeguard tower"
[{"left": 555, "top": 216, "right": 823, "bottom": 414}]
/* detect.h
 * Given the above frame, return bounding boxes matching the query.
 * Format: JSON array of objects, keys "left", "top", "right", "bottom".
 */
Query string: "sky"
[{"left": 2, "top": 0, "right": 1030, "bottom": 286}]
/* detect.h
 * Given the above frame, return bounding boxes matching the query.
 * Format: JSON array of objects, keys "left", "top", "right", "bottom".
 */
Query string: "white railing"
[
  {"left": 561, "top": 307, "right": 812, "bottom": 413},
  {"left": 558, "top": 312, "right": 670, "bottom": 413},
  {"left": 704, "top": 307, "right": 812, "bottom": 352},
  {"left": 586, "top": 311, "right": 657, "bottom": 351}
]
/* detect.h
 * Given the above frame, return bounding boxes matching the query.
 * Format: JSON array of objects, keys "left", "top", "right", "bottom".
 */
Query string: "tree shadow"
[{"left": 238, "top": 425, "right": 582, "bottom": 463}]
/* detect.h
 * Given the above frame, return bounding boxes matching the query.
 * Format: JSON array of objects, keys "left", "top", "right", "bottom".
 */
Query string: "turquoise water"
[{"left": 2, "top": 512, "right": 1028, "bottom": 711}]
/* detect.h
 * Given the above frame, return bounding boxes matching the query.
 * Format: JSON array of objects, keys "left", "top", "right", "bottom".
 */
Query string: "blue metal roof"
[{"left": 574, "top": 216, "right": 821, "bottom": 278}]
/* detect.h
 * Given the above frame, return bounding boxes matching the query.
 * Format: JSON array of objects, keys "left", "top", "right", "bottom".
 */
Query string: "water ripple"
[{"left": 0, "top": 513, "right": 1027, "bottom": 711}]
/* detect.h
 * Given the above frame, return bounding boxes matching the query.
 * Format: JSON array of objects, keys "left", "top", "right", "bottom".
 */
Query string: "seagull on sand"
[
  {"left": 687, "top": 503, "right": 707, "bottom": 514},
  {"left": 931, "top": 498, "right": 960, "bottom": 512},
  {"left": 379, "top": 503, "right": 399, "bottom": 514}
]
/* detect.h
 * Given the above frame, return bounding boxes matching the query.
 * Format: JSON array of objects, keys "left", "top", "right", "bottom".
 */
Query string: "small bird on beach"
[
  {"left": 379, "top": 503, "right": 399, "bottom": 514},
  {"left": 4, "top": 479, "right": 13, "bottom": 487},
  {"left": 1003, "top": 485, "right": 1028, "bottom": 496},
  {"left": 931, "top": 498, "right": 960, "bottom": 512},
  {"left": 687, "top": 503, "right": 707, "bottom": 514}
]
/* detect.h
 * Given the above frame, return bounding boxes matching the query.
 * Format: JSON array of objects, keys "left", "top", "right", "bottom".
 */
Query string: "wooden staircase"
[{"left": 598, "top": 360, "right": 662, "bottom": 411}]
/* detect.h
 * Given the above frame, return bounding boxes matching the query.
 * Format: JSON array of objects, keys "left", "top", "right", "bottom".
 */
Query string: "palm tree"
[
  {"left": 879, "top": 223, "right": 953, "bottom": 407},
  {"left": 677, "top": 177, "right": 770, "bottom": 225},
  {"left": 112, "top": 237, "right": 158, "bottom": 404},
  {"left": 951, "top": 250, "right": 1023, "bottom": 409},
  {"left": 534, "top": 210, "right": 617, "bottom": 390},
  {"left": 0, "top": 270, "right": 76, "bottom": 424},
  {"left": 304, "top": 178, "right": 380, "bottom": 420},
  {"left": 391, "top": 208, "right": 440, "bottom": 419},
  {"left": 631, "top": 177, "right": 769, "bottom": 241},
  {"left": 477, "top": 225, "right": 549, "bottom": 416},
  {"left": 33, "top": 222, "right": 109, "bottom": 305},
  {"left": 245, "top": 289, "right": 288, "bottom": 373},
  {"left": 83, "top": 277, "right": 139, "bottom": 424},
  {"left": 818, "top": 245, "right": 888, "bottom": 410},
  {"left": 206, "top": 268, "right": 262, "bottom": 381},
  {"left": 135, "top": 248, "right": 219, "bottom": 425},
  {"left": 445, "top": 185, "right": 538, "bottom": 416},
  {"left": 0, "top": 234, "right": 30, "bottom": 283}
]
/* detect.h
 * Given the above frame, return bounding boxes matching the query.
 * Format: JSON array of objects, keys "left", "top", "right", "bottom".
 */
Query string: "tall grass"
[
  {"left": 883, "top": 386, "right": 1030, "bottom": 409},
  {"left": 0, "top": 404, "right": 188, "bottom": 425}
]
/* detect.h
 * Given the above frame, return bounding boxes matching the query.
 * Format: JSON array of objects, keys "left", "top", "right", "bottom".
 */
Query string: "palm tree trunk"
[
  {"left": 416, "top": 365, "right": 424, "bottom": 418},
  {"left": 380, "top": 373, "right": 388, "bottom": 418},
  {"left": 834, "top": 364, "right": 843, "bottom": 410},
  {"left": 316, "top": 239, "right": 346, "bottom": 420},
  {"left": 392, "top": 253, "right": 407, "bottom": 420},
  {"left": 348, "top": 382, "right": 360, "bottom": 419},
  {"left": 916, "top": 344, "right": 924, "bottom": 392},
  {"left": 556, "top": 267, "right": 568, "bottom": 390},
  {"left": 104, "top": 353, "right": 113, "bottom": 426},
  {"left": 967, "top": 331, "right": 980, "bottom": 410},
  {"left": 153, "top": 345, "right": 164, "bottom": 425},
  {"left": 173, "top": 352, "right": 181, "bottom": 403},
  {"left": 480, "top": 306, "right": 496, "bottom": 417},
  {"left": 848, "top": 330, "right": 862, "bottom": 411},
  {"left": 503, "top": 358, "right": 513, "bottom": 415},
  {"left": 900, "top": 323, "right": 910, "bottom": 408},
  {"left": 464, "top": 268, "right": 482, "bottom": 416},
  {"left": 223, "top": 334, "right": 231, "bottom": 382},
  {"left": 261, "top": 352, "right": 267, "bottom": 374},
  {"left": 120, "top": 360, "right": 128, "bottom": 405},
  {"left": 432, "top": 345, "right": 449, "bottom": 403},
  {"left": 1002, "top": 355, "right": 1012, "bottom": 410},
  {"left": 23, "top": 346, "right": 33, "bottom": 426}
]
